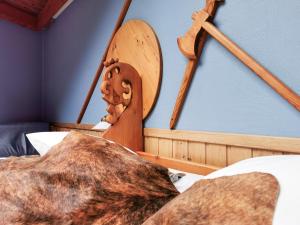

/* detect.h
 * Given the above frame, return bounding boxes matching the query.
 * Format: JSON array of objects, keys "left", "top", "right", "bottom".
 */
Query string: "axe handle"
[
  {"left": 170, "top": 32, "right": 209, "bottom": 129},
  {"left": 203, "top": 21, "right": 300, "bottom": 111}
]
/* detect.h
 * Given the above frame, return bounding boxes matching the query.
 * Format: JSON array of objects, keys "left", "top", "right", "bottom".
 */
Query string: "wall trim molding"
[
  {"left": 50, "top": 123, "right": 300, "bottom": 168},
  {"left": 144, "top": 128, "right": 300, "bottom": 153}
]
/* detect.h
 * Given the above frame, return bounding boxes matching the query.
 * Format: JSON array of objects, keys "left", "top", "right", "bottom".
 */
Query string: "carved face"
[{"left": 101, "top": 61, "right": 132, "bottom": 124}]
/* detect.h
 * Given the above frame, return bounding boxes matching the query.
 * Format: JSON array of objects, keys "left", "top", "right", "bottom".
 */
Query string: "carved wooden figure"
[{"left": 101, "top": 59, "right": 143, "bottom": 152}]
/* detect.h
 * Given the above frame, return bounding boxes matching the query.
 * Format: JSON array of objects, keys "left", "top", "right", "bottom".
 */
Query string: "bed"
[
  {"left": 0, "top": 122, "right": 48, "bottom": 157},
  {"left": 1, "top": 12, "right": 299, "bottom": 225},
  {"left": 22, "top": 129, "right": 300, "bottom": 225},
  {"left": 1, "top": 75, "right": 299, "bottom": 224},
  {"left": 26, "top": 56, "right": 300, "bottom": 223}
]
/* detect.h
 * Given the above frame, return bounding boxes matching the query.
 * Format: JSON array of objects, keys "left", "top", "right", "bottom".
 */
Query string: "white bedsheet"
[{"left": 169, "top": 168, "right": 204, "bottom": 193}]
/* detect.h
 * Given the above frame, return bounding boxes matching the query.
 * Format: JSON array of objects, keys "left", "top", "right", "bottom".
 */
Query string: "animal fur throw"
[
  {"left": 143, "top": 172, "right": 279, "bottom": 225},
  {"left": 0, "top": 131, "right": 178, "bottom": 224}
]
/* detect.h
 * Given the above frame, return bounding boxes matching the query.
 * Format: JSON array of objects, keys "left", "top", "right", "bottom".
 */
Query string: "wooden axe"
[
  {"left": 171, "top": 0, "right": 300, "bottom": 129},
  {"left": 170, "top": 0, "right": 224, "bottom": 129}
]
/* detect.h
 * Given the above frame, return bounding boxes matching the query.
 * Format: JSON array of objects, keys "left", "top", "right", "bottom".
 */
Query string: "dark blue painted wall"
[{"left": 0, "top": 21, "right": 42, "bottom": 123}]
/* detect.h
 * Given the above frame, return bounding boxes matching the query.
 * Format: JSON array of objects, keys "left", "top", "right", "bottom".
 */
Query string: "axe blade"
[{"left": 177, "top": 0, "right": 224, "bottom": 59}]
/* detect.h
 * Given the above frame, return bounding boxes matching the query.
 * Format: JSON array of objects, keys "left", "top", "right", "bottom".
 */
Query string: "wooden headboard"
[{"left": 50, "top": 123, "right": 300, "bottom": 175}]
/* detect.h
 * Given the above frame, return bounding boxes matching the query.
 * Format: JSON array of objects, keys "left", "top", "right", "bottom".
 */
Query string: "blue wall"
[
  {"left": 43, "top": 0, "right": 121, "bottom": 124},
  {"left": 43, "top": 0, "right": 300, "bottom": 137},
  {"left": 0, "top": 21, "right": 42, "bottom": 123}
]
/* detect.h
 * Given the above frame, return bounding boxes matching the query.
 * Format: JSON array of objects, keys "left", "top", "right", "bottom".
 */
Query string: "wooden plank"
[
  {"left": 158, "top": 138, "right": 173, "bottom": 158},
  {"left": 283, "top": 152, "right": 299, "bottom": 155},
  {"left": 144, "top": 137, "right": 159, "bottom": 155},
  {"left": 172, "top": 140, "right": 188, "bottom": 160},
  {"left": 252, "top": 149, "right": 283, "bottom": 157},
  {"left": 137, "top": 151, "right": 219, "bottom": 175},
  {"left": 51, "top": 123, "right": 300, "bottom": 155},
  {"left": 51, "top": 122, "right": 95, "bottom": 130},
  {"left": 37, "top": 0, "right": 70, "bottom": 29},
  {"left": 0, "top": 2, "right": 38, "bottom": 30},
  {"left": 188, "top": 142, "right": 206, "bottom": 164},
  {"left": 206, "top": 144, "right": 227, "bottom": 167},
  {"left": 227, "top": 146, "right": 252, "bottom": 165},
  {"left": 144, "top": 128, "right": 300, "bottom": 153}
]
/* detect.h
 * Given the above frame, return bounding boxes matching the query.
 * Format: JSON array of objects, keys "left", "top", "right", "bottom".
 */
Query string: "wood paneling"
[
  {"left": 227, "top": 146, "right": 252, "bottom": 165},
  {"left": 158, "top": 138, "right": 173, "bottom": 158},
  {"left": 144, "top": 128, "right": 300, "bottom": 153},
  {"left": 144, "top": 137, "right": 159, "bottom": 155},
  {"left": 188, "top": 142, "right": 206, "bottom": 164},
  {"left": 252, "top": 149, "right": 283, "bottom": 157},
  {"left": 172, "top": 140, "right": 188, "bottom": 160},
  {"left": 51, "top": 123, "right": 300, "bottom": 170},
  {"left": 206, "top": 144, "right": 227, "bottom": 167}
]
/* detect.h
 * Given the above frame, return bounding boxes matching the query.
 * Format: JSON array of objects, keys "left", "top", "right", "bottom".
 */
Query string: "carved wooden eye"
[
  {"left": 122, "top": 81, "right": 132, "bottom": 100},
  {"left": 114, "top": 67, "right": 120, "bottom": 74},
  {"left": 107, "top": 71, "right": 112, "bottom": 79}
]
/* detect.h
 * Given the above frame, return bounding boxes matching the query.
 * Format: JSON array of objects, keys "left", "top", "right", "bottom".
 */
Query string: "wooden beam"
[
  {"left": 137, "top": 151, "right": 218, "bottom": 175},
  {"left": 51, "top": 122, "right": 95, "bottom": 131},
  {"left": 0, "top": 2, "right": 38, "bottom": 30},
  {"left": 37, "top": 0, "right": 69, "bottom": 30}
]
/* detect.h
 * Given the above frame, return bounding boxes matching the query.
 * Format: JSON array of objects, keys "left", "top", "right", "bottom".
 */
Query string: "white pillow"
[
  {"left": 26, "top": 131, "right": 137, "bottom": 156},
  {"left": 26, "top": 132, "right": 69, "bottom": 156},
  {"left": 92, "top": 121, "right": 110, "bottom": 130},
  {"left": 205, "top": 155, "right": 300, "bottom": 225}
]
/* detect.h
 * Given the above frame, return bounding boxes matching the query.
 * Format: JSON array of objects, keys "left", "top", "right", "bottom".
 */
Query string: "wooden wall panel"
[
  {"left": 188, "top": 142, "right": 206, "bottom": 164},
  {"left": 144, "top": 137, "right": 159, "bottom": 155},
  {"left": 252, "top": 149, "right": 283, "bottom": 157},
  {"left": 158, "top": 138, "right": 173, "bottom": 157},
  {"left": 51, "top": 123, "right": 300, "bottom": 170},
  {"left": 227, "top": 146, "right": 252, "bottom": 165},
  {"left": 173, "top": 140, "right": 188, "bottom": 160},
  {"left": 144, "top": 128, "right": 300, "bottom": 153},
  {"left": 206, "top": 144, "right": 227, "bottom": 167}
]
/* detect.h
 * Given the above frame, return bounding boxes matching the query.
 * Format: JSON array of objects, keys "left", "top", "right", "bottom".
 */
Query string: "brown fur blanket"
[
  {"left": 143, "top": 172, "right": 279, "bottom": 225},
  {"left": 0, "top": 132, "right": 178, "bottom": 225}
]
